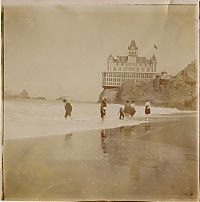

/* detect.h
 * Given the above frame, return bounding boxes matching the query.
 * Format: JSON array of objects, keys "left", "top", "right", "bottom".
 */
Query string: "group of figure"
[
  {"left": 100, "top": 97, "right": 151, "bottom": 121},
  {"left": 118, "top": 100, "right": 136, "bottom": 120},
  {"left": 63, "top": 97, "right": 151, "bottom": 122}
]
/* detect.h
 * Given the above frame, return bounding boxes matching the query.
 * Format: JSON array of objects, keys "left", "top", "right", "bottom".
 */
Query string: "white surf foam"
[{"left": 4, "top": 99, "right": 194, "bottom": 140}]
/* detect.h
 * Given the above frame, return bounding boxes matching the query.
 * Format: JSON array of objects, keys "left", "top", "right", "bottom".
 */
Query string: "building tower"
[
  {"left": 151, "top": 54, "right": 157, "bottom": 72},
  {"left": 128, "top": 40, "right": 138, "bottom": 64},
  {"left": 107, "top": 54, "right": 113, "bottom": 71}
]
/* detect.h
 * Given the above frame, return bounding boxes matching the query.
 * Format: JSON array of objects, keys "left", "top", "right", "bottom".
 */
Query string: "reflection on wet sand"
[
  {"left": 98, "top": 120, "right": 197, "bottom": 200},
  {"left": 4, "top": 116, "right": 197, "bottom": 201},
  {"left": 145, "top": 122, "right": 151, "bottom": 131},
  {"left": 65, "top": 133, "right": 73, "bottom": 140},
  {"left": 101, "top": 130, "right": 107, "bottom": 153}
]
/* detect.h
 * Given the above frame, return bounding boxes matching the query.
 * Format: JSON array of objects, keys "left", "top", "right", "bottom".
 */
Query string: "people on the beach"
[
  {"left": 124, "top": 100, "right": 131, "bottom": 118},
  {"left": 145, "top": 99, "right": 151, "bottom": 120},
  {"left": 130, "top": 100, "right": 136, "bottom": 118},
  {"left": 100, "top": 97, "right": 107, "bottom": 121},
  {"left": 63, "top": 98, "right": 72, "bottom": 119},
  {"left": 117, "top": 107, "right": 124, "bottom": 120}
]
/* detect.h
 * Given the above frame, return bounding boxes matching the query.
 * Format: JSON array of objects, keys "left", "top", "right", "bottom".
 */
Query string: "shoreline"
[{"left": 4, "top": 111, "right": 197, "bottom": 141}]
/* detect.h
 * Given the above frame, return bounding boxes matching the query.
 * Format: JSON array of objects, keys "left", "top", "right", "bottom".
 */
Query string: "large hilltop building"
[{"left": 102, "top": 40, "right": 158, "bottom": 89}]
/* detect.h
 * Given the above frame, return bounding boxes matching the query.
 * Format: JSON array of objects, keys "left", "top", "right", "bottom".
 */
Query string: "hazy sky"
[{"left": 4, "top": 3, "right": 197, "bottom": 101}]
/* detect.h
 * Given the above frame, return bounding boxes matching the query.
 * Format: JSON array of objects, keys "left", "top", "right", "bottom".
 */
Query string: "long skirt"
[
  {"left": 145, "top": 107, "right": 151, "bottom": 115},
  {"left": 130, "top": 107, "right": 136, "bottom": 116}
]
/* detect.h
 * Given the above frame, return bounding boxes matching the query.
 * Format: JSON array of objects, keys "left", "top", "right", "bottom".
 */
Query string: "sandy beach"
[{"left": 3, "top": 113, "right": 198, "bottom": 201}]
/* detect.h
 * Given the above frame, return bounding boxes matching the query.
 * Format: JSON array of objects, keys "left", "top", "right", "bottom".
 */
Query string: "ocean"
[{"left": 4, "top": 99, "right": 191, "bottom": 140}]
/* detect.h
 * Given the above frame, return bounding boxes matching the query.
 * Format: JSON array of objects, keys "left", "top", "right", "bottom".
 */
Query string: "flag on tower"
[{"left": 154, "top": 44, "right": 158, "bottom": 49}]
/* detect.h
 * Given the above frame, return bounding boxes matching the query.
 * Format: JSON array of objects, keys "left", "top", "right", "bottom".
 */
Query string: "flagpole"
[{"left": 153, "top": 44, "right": 158, "bottom": 55}]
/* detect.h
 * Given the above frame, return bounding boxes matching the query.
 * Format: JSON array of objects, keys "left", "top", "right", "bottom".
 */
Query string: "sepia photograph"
[{"left": 1, "top": 0, "right": 199, "bottom": 201}]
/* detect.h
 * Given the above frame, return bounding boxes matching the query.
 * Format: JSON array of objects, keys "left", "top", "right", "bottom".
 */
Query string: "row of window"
[
  {"left": 102, "top": 79, "right": 152, "bottom": 86},
  {"left": 102, "top": 72, "right": 155, "bottom": 78},
  {"left": 108, "top": 62, "right": 155, "bottom": 67},
  {"left": 107, "top": 66, "right": 156, "bottom": 72},
  {"left": 102, "top": 82, "right": 121, "bottom": 86}
]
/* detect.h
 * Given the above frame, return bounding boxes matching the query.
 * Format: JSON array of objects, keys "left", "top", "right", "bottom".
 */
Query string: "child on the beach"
[{"left": 117, "top": 107, "right": 124, "bottom": 120}]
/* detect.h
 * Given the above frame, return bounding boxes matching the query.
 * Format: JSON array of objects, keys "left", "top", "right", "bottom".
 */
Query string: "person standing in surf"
[
  {"left": 117, "top": 107, "right": 124, "bottom": 120},
  {"left": 145, "top": 99, "right": 151, "bottom": 121},
  {"left": 130, "top": 100, "right": 136, "bottom": 118},
  {"left": 63, "top": 98, "right": 72, "bottom": 120},
  {"left": 124, "top": 100, "right": 131, "bottom": 119},
  {"left": 100, "top": 97, "right": 107, "bottom": 122}
]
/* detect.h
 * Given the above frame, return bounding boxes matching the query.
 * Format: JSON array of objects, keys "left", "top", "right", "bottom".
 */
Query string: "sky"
[{"left": 4, "top": 3, "right": 197, "bottom": 101}]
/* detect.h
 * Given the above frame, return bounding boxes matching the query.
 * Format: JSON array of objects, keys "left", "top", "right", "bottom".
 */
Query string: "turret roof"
[
  {"left": 152, "top": 54, "right": 156, "bottom": 59},
  {"left": 129, "top": 40, "right": 138, "bottom": 50},
  {"left": 108, "top": 53, "right": 113, "bottom": 59}
]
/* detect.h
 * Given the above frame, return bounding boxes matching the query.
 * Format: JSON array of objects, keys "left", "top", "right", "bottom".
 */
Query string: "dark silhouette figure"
[
  {"left": 100, "top": 97, "right": 107, "bottom": 121},
  {"left": 145, "top": 99, "right": 151, "bottom": 120},
  {"left": 63, "top": 99, "right": 72, "bottom": 119},
  {"left": 130, "top": 100, "right": 136, "bottom": 118},
  {"left": 118, "top": 107, "right": 124, "bottom": 120},
  {"left": 124, "top": 100, "right": 131, "bottom": 118}
]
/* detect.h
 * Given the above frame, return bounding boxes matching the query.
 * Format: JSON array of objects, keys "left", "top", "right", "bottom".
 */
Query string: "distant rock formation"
[
  {"left": 4, "top": 89, "right": 46, "bottom": 100},
  {"left": 56, "top": 96, "right": 68, "bottom": 101},
  {"left": 4, "top": 89, "right": 30, "bottom": 99},
  {"left": 99, "top": 61, "right": 197, "bottom": 110},
  {"left": 18, "top": 90, "right": 30, "bottom": 99},
  {"left": 31, "top": 97, "right": 46, "bottom": 100}
]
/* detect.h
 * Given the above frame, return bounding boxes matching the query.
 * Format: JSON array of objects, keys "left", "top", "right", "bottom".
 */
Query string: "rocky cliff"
[
  {"left": 4, "top": 89, "right": 30, "bottom": 99},
  {"left": 99, "top": 61, "right": 197, "bottom": 110},
  {"left": 4, "top": 89, "right": 47, "bottom": 100}
]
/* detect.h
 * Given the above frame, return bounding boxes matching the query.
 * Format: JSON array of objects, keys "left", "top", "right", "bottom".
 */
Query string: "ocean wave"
[{"left": 4, "top": 99, "right": 195, "bottom": 140}]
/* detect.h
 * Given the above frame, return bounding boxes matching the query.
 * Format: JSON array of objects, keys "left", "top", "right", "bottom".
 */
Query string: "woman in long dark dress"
[
  {"left": 63, "top": 99, "right": 72, "bottom": 119},
  {"left": 130, "top": 100, "right": 136, "bottom": 118},
  {"left": 124, "top": 100, "right": 131, "bottom": 118}
]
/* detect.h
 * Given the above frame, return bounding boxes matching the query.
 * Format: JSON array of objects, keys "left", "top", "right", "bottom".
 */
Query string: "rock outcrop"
[
  {"left": 4, "top": 89, "right": 47, "bottom": 100},
  {"left": 18, "top": 90, "right": 30, "bottom": 99},
  {"left": 98, "top": 89, "right": 119, "bottom": 103},
  {"left": 99, "top": 61, "right": 197, "bottom": 110},
  {"left": 4, "top": 89, "right": 30, "bottom": 99},
  {"left": 31, "top": 97, "right": 46, "bottom": 100}
]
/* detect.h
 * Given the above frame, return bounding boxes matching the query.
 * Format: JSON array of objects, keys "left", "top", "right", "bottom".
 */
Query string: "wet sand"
[{"left": 3, "top": 113, "right": 198, "bottom": 201}]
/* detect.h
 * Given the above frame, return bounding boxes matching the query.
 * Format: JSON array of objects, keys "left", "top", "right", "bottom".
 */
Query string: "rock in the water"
[
  {"left": 31, "top": 97, "right": 46, "bottom": 100},
  {"left": 4, "top": 89, "right": 30, "bottom": 99},
  {"left": 18, "top": 90, "right": 30, "bottom": 99}
]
